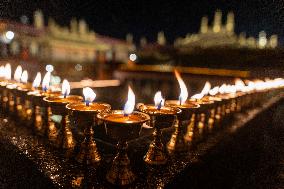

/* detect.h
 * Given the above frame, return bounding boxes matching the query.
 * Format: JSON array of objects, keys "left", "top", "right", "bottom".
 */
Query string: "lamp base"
[
  {"left": 184, "top": 113, "right": 198, "bottom": 146},
  {"left": 76, "top": 127, "right": 101, "bottom": 165},
  {"left": 106, "top": 141, "right": 135, "bottom": 186},
  {"left": 144, "top": 128, "right": 167, "bottom": 165},
  {"left": 61, "top": 115, "right": 75, "bottom": 149},
  {"left": 167, "top": 117, "right": 187, "bottom": 153}
]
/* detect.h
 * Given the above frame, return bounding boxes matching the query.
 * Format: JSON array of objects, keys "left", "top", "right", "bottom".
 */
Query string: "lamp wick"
[{"left": 157, "top": 100, "right": 162, "bottom": 110}]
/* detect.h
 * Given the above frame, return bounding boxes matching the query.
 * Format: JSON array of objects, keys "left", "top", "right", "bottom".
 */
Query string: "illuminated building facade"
[
  {"left": 174, "top": 10, "right": 278, "bottom": 50},
  {"left": 0, "top": 10, "right": 135, "bottom": 63}
]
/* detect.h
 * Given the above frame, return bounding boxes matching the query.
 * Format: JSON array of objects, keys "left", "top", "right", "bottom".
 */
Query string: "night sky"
[{"left": 1, "top": 0, "right": 284, "bottom": 44}]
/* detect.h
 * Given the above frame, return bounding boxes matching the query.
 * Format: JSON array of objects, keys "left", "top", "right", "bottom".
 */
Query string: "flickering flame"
[
  {"left": 225, "top": 85, "right": 237, "bottom": 94},
  {"left": 32, "top": 72, "right": 41, "bottom": 88},
  {"left": 272, "top": 78, "right": 284, "bottom": 88},
  {"left": 83, "top": 87, "right": 96, "bottom": 106},
  {"left": 209, "top": 86, "right": 219, "bottom": 96},
  {"left": 247, "top": 81, "right": 255, "bottom": 91},
  {"left": 62, "top": 79, "right": 70, "bottom": 98},
  {"left": 191, "top": 93, "right": 204, "bottom": 99},
  {"left": 200, "top": 81, "right": 211, "bottom": 95},
  {"left": 123, "top": 86, "right": 135, "bottom": 115},
  {"left": 235, "top": 79, "right": 245, "bottom": 91},
  {"left": 42, "top": 72, "right": 51, "bottom": 91},
  {"left": 191, "top": 81, "right": 211, "bottom": 99},
  {"left": 230, "top": 85, "right": 237, "bottom": 94},
  {"left": 254, "top": 80, "right": 265, "bottom": 91},
  {"left": 20, "top": 70, "right": 28, "bottom": 83},
  {"left": 14, "top": 65, "right": 22, "bottom": 82},
  {"left": 0, "top": 66, "right": 5, "bottom": 78},
  {"left": 174, "top": 69, "right": 188, "bottom": 104},
  {"left": 154, "top": 91, "right": 165, "bottom": 110},
  {"left": 4, "top": 63, "right": 11, "bottom": 80},
  {"left": 218, "top": 84, "right": 227, "bottom": 94}
]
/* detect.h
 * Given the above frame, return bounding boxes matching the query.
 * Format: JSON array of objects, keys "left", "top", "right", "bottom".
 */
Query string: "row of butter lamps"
[{"left": 0, "top": 63, "right": 283, "bottom": 186}]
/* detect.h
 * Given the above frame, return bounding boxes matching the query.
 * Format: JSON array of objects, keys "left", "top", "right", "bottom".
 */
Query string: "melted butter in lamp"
[
  {"left": 189, "top": 98, "right": 214, "bottom": 105},
  {"left": 45, "top": 95, "right": 83, "bottom": 104},
  {"left": 165, "top": 100, "right": 199, "bottom": 109},
  {"left": 17, "top": 83, "right": 32, "bottom": 91},
  {"left": 139, "top": 105, "right": 180, "bottom": 115},
  {"left": 27, "top": 90, "right": 61, "bottom": 97},
  {"left": 104, "top": 113, "right": 142, "bottom": 123},
  {"left": 41, "top": 90, "right": 61, "bottom": 97},
  {"left": 216, "top": 93, "right": 232, "bottom": 100},
  {"left": 202, "top": 95, "right": 222, "bottom": 102},
  {"left": 6, "top": 83, "right": 18, "bottom": 89},
  {"left": 67, "top": 102, "right": 110, "bottom": 112}
]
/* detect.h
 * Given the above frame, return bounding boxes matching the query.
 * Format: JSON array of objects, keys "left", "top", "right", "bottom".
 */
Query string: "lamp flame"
[
  {"left": 62, "top": 79, "right": 70, "bottom": 98},
  {"left": 209, "top": 86, "right": 219, "bottom": 96},
  {"left": 225, "top": 85, "right": 237, "bottom": 94},
  {"left": 83, "top": 87, "right": 96, "bottom": 106},
  {"left": 14, "top": 65, "right": 22, "bottom": 82},
  {"left": 200, "top": 81, "right": 211, "bottom": 95},
  {"left": 4, "top": 63, "right": 11, "bottom": 80},
  {"left": 20, "top": 70, "right": 28, "bottom": 83},
  {"left": 42, "top": 72, "right": 51, "bottom": 92},
  {"left": 219, "top": 84, "right": 227, "bottom": 94},
  {"left": 191, "top": 93, "right": 204, "bottom": 99},
  {"left": 235, "top": 78, "right": 245, "bottom": 91},
  {"left": 174, "top": 69, "right": 188, "bottom": 105},
  {"left": 32, "top": 72, "right": 41, "bottom": 88},
  {"left": 123, "top": 86, "right": 135, "bottom": 115},
  {"left": 154, "top": 91, "right": 165, "bottom": 110}
]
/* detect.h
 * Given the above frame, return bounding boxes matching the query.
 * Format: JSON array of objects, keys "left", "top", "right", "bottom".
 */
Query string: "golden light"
[
  {"left": 42, "top": 72, "right": 51, "bottom": 91},
  {"left": 20, "top": 70, "right": 28, "bottom": 83},
  {"left": 209, "top": 86, "right": 219, "bottom": 96},
  {"left": 83, "top": 87, "right": 96, "bottom": 106},
  {"left": 200, "top": 81, "right": 211, "bottom": 95},
  {"left": 252, "top": 80, "right": 264, "bottom": 91},
  {"left": 154, "top": 91, "right": 165, "bottom": 109},
  {"left": 174, "top": 69, "right": 188, "bottom": 104},
  {"left": 32, "top": 72, "right": 41, "bottom": 88},
  {"left": 273, "top": 78, "right": 284, "bottom": 88},
  {"left": 123, "top": 86, "right": 135, "bottom": 115},
  {"left": 235, "top": 78, "right": 245, "bottom": 91},
  {"left": 218, "top": 84, "right": 227, "bottom": 94},
  {"left": 231, "top": 85, "right": 237, "bottom": 93},
  {"left": 4, "top": 63, "right": 11, "bottom": 80},
  {"left": 224, "top": 85, "right": 237, "bottom": 94},
  {"left": 14, "top": 65, "right": 22, "bottom": 82},
  {"left": 191, "top": 93, "right": 204, "bottom": 99},
  {"left": 62, "top": 79, "right": 71, "bottom": 97},
  {"left": 247, "top": 81, "right": 255, "bottom": 91}
]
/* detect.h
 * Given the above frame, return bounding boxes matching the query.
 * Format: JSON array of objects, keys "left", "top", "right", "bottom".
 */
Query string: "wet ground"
[{"left": 0, "top": 97, "right": 283, "bottom": 189}]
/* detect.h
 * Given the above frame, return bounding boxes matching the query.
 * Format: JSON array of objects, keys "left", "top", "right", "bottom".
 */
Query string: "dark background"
[{"left": 0, "top": 0, "right": 283, "bottom": 44}]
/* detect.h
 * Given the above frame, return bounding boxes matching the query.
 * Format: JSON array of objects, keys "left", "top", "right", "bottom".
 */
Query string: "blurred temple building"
[
  {"left": 0, "top": 10, "right": 135, "bottom": 63},
  {"left": 173, "top": 10, "right": 278, "bottom": 51}
]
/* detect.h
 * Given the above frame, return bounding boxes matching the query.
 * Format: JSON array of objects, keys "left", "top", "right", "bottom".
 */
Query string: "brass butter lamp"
[
  {"left": 0, "top": 63, "right": 12, "bottom": 113},
  {"left": 66, "top": 87, "right": 111, "bottom": 165},
  {"left": 44, "top": 79, "right": 83, "bottom": 149},
  {"left": 5, "top": 65, "right": 23, "bottom": 114},
  {"left": 165, "top": 70, "right": 200, "bottom": 153},
  {"left": 137, "top": 91, "right": 182, "bottom": 165},
  {"left": 97, "top": 86, "right": 150, "bottom": 186},
  {"left": 14, "top": 70, "right": 32, "bottom": 121},
  {"left": 27, "top": 72, "right": 61, "bottom": 136}
]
